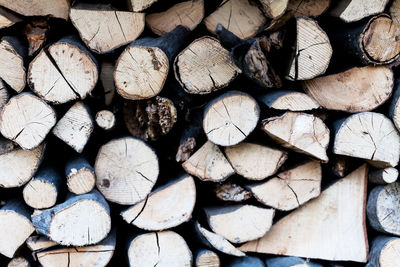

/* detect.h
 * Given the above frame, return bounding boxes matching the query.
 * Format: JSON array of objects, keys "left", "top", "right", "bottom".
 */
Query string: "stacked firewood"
[{"left": 0, "top": 0, "right": 399, "bottom": 266}]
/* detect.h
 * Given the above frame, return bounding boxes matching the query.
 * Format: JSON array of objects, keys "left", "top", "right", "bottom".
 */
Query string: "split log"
[
  {"left": 303, "top": 66, "right": 393, "bottom": 113},
  {"left": 52, "top": 101, "right": 94, "bottom": 153},
  {"left": 26, "top": 235, "right": 57, "bottom": 252},
  {"left": 330, "top": 0, "right": 390, "bottom": 23},
  {"left": 266, "top": 256, "right": 323, "bottom": 267},
  {"left": 123, "top": 96, "right": 177, "bottom": 141},
  {"left": 333, "top": 112, "right": 400, "bottom": 168},
  {"left": 70, "top": 4, "right": 145, "bottom": 54},
  {"left": 286, "top": 0, "right": 330, "bottom": 17},
  {"left": 28, "top": 36, "right": 99, "bottom": 105},
  {"left": 0, "top": 0, "right": 69, "bottom": 19},
  {"left": 366, "top": 236, "right": 400, "bottom": 267},
  {"left": 114, "top": 26, "right": 190, "bottom": 100},
  {"left": 146, "top": 0, "right": 204, "bottom": 36},
  {"left": 247, "top": 161, "right": 322, "bottom": 211},
  {"left": 96, "top": 110, "right": 116, "bottom": 131},
  {"left": 261, "top": 111, "right": 330, "bottom": 162},
  {"left": 0, "top": 79, "right": 9, "bottom": 110},
  {"left": 215, "top": 182, "right": 252, "bottom": 202},
  {"left": 0, "top": 7, "right": 21, "bottom": 29},
  {"left": 240, "top": 164, "right": 369, "bottom": 263},
  {"left": 204, "top": 0, "right": 266, "bottom": 39},
  {"left": 0, "top": 200, "right": 34, "bottom": 258},
  {"left": 174, "top": 36, "right": 240, "bottom": 94},
  {"left": 129, "top": 0, "right": 158, "bottom": 12},
  {"left": 22, "top": 167, "right": 61, "bottom": 209},
  {"left": 389, "top": 79, "right": 400, "bottom": 131},
  {"left": 0, "top": 93, "right": 56, "bottom": 150},
  {"left": 195, "top": 249, "right": 220, "bottom": 267},
  {"left": 100, "top": 61, "right": 115, "bottom": 106},
  {"left": 369, "top": 167, "right": 398, "bottom": 185},
  {"left": 205, "top": 205, "right": 275, "bottom": 243},
  {"left": 182, "top": 141, "right": 234, "bottom": 182},
  {"left": 121, "top": 175, "right": 196, "bottom": 231},
  {"left": 95, "top": 137, "right": 159, "bottom": 205},
  {"left": 390, "top": 0, "right": 400, "bottom": 25},
  {"left": 258, "top": 90, "right": 320, "bottom": 111},
  {"left": 259, "top": 0, "right": 288, "bottom": 19},
  {"left": 287, "top": 17, "right": 332, "bottom": 81},
  {"left": 65, "top": 157, "right": 96, "bottom": 195},
  {"left": 225, "top": 142, "right": 287, "bottom": 180},
  {"left": 203, "top": 91, "right": 260, "bottom": 147},
  {"left": 0, "top": 143, "right": 45, "bottom": 188},
  {"left": 7, "top": 257, "right": 30, "bottom": 267},
  {"left": 194, "top": 221, "right": 246, "bottom": 257},
  {"left": 23, "top": 19, "right": 48, "bottom": 57},
  {"left": 31, "top": 190, "right": 111, "bottom": 246},
  {"left": 228, "top": 256, "right": 265, "bottom": 267},
  {"left": 127, "top": 231, "right": 192, "bottom": 266}
]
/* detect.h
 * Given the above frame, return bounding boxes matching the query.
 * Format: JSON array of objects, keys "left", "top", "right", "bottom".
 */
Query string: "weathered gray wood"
[
  {"left": 366, "top": 236, "right": 400, "bottom": 267},
  {"left": 266, "top": 256, "right": 323, "bottom": 267},
  {"left": 369, "top": 167, "right": 398, "bottom": 185},
  {"left": 0, "top": 0, "right": 69, "bottom": 19},
  {"left": 228, "top": 256, "right": 265, "bottom": 267}
]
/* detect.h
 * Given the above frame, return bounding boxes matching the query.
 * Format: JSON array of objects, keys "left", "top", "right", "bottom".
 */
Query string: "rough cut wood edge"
[
  {"left": 0, "top": 7, "right": 21, "bottom": 29},
  {"left": 7, "top": 257, "right": 30, "bottom": 267},
  {"left": 258, "top": 90, "right": 320, "bottom": 111},
  {"left": 215, "top": 182, "right": 252, "bottom": 202},
  {"left": 65, "top": 156, "right": 96, "bottom": 195},
  {"left": 182, "top": 141, "right": 234, "bottom": 182},
  {"left": 240, "top": 164, "right": 369, "bottom": 263},
  {"left": 96, "top": 110, "right": 116, "bottom": 131},
  {"left": 303, "top": 66, "right": 393, "bottom": 113},
  {"left": 0, "top": 0, "right": 69, "bottom": 19},
  {"left": 369, "top": 167, "right": 398, "bottom": 185},
  {"left": 259, "top": 0, "right": 288, "bottom": 19},
  {"left": 287, "top": 0, "right": 330, "bottom": 17},
  {"left": 70, "top": 4, "right": 145, "bottom": 54},
  {"left": 366, "top": 236, "right": 400, "bottom": 267},
  {"left": 330, "top": 0, "right": 390, "bottom": 23},
  {"left": 146, "top": 0, "right": 204, "bottom": 36},
  {"left": 121, "top": 175, "right": 196, "bottom": 231},
  {"left": 26, "top": 235, "right": 57, "bottom": 252},
  {"left": 266, "top": 256, "right": 323, "bottom": 267},
  {"left": 333, "top": 112, "right": 400, "bottom": 168},
  {"left": 262, "top": 111, "right": 330, "bottom": 162},
  {"left": 129, "top": 0, "right": 158, "bottom": 12}
]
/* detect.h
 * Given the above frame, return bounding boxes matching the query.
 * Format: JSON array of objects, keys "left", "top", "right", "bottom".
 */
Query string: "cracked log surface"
[
  {"left": 330, "top": 0, "right": 389, "bottom": 23},
  {"left": 258, "top": 0, "right": 288, "bottom": 19},
  {"left": 65, "top": 156, "right": 96, "bottom": 195}
]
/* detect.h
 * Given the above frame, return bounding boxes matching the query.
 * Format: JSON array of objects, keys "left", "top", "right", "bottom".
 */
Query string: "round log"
[
  {"left": 369, "top": 167, "right": 398, "bottom": 185},
  {"left": 367, "top": 236, "right": 400, "bottom": 267},
  {"left": 195, "top": 249, "right": 220, "bottom": 267},
  {"left": 95, "top": 137, "right": 159, "bottom": 205},
  {"left": 287, "top": 0, "right": 330, "bottom": 17},
  {"left": 330, "top": 0, "right": 390, "bottom": 23},
  {"left": 266, "top": 256, "right": 323, "bottom": 267},
  {"left": 65, "top": 156, "right": 96, "bottom": 195},
  {"left": 258, "top": 90, "right": 320, "bottom": 111},
  {"left": 389, "top": 78, "right": 400, "bottom": 131},
  {"left": 95, "top": 110, "right": 116, "bottom": 131},
  {"left": 0, "top": 0, "right": 69, "bottom": 19},
  {"left": 215, "top": 182, "right": 252, "bottom": 202}
]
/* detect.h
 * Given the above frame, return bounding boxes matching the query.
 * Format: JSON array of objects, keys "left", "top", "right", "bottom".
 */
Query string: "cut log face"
[
  {"left": 262, "top": 111, "right": 330, "bottom": 162},
  {"left": 0, "top": 37, "right": 26, "bottom": 93},
  {"left": 369, "top": 167, "right": 398, "bottom": 185},
  {"left": 95, "top": 137, "right": 159, "bottom": 205},
  {"left": 0, "top": 7, "right": 21, "bottom": 29},
  {"left": 174, "top": 37, "right": 240, "bottom": 94},
  {"left": 127, "top": 231, "right": 192, "bottom": 267},
  {"left": 330, "top": 0, "right": 389, "bottom": 23},
  {"left": 287, "top": 0, "right": 330, "bottom": 17},
  {"left": 129, "top": 0, "right": 158, "bottom": 12},
  {"left": 0, "top": 200, "right": 35, "bottom": 258},
  {"left": 303, "top": 66, "right": 393, "bottom": 113},
  {"left": 182, "top": 141, "right": 235, "bottom": 182},
  {"left": 247, "top": 161, "right": 322, "bottom": 211},
  {"left": 95, "top": 110, "right": 116, "bottom": 131},
  {"left": 0, "top": 0, "right": 69, "bottom": 19},
  {"left": 259, "top": 0, "right": 288, "bottom": 19},
  {"left": 287, "top": 17, "right": 332, "bottom": 81},
  {"left": 204, "top": 0, "right": 266, "bottom": 39},
  {"left": 121, "top": 175, "right": 196, "bottom": 231},
  {"left": 205, "top": 205, "right": 275, "bottom": 244},
  {"left": 100, "top": 61, "right": 115, "bottom": 106},
  {"left": 203, "top": 91, "right": 260, "bottom": 147},
  {"left": 333, "top": 112, "right": 400, "bottom": 168},
  {"left": 240, "top": 164, "right": 369, "bottom": 263},
  {"left": 7, "top": 257, "right": 30, "bottom": 267},
  {"left": 195, "top": 249, "right": 220, "bottom": 267},
  {"left": 26, "top": 235, "right": 57, "bottom": 252},
  {"left": 65, "top": 157, "right": 96, "bottom": 195},
  {"left": 215, "top": 182, "right": 252, "bottom": 202},
  {"left": 225, "top": 142, "right": 288, "bottom": 180},
  {"left": 0, "top": 93, "right": 56, "bottom": 150},
  {"left": 146, "top": 0, "right": 204, "bottom": 36},
  {"left": 258, "top": 90, "right": 320, "bottom": 111},
  {"left": 389, "top": 81, "right": 400, "bottom": 131},
  {"left": 28, "top": 38, "right": 98, "bottom": 104},
  {"left": 70, "top": 4, "right": 145, "bottom": 54},
  {"left": 367, "top": 236, "right": 400, "bottom": 267},
  {"left": 32, "top": 190, "right": 111, "bottom": 246},
  {"left": 52, "top": 101, "right": 94, "bottom": 153},
  {"left": 194, "top": 221, "right": 246, "bottom": 257}
]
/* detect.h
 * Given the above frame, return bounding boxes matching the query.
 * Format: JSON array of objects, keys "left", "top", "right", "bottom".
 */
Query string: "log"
[
  {"left": 369, "top": 167, "right": 398, "bottom": 185},
  {"left": 205, "top": 205, "right": 275, "bottom": 243},
  {"left": 259, "top": 0, "right": 288, "bottom": 19},
  {"left": 22, "top": 166, "right": 61, "bottom": 209},
  {"left": 389, "top": 78, "right": 400, "bottom": 131},
  {"left": 0, "top": 7, "right": 21, "bottom": 29},
  {"left": 286, "top": 0, "right": 330, "bottom": 17},
  {"left": 330, "top": 0, "right": 390, "bottom": 23},
  {"left": 65, "top": 156, "right": 96, "bottom": 195},
  {"left": 127, "top": 231, "right": 192, "bottom": 267},
  {"left": 240, "top": 164, "right": 369, "bottom": 263},
  {"left": 114, "top": 26, "right": 190, "bottom": 100},
  {"left": 366, "top": 236, "right": 400, "bottom": 267},
  {"left": 224, "top": 142, "right": 287, "bottom": 180},
  {"left": 95, "top": 137, "right": 159, "bottom": 205},
  {"left": 52, "top": 101, "right": 94, "bottom": 153},
  {"left": 247, "top": 161, "right": 322, "bottom": 211},
  {"left": 0, "top": 143, "right": 45, "bottom": 188},
  {"left": 303, "top": 66, "right": 393, "bottom": 113},
  {"left": 0, "top": 93, "right": 56, "bottom": 150},
  {"left": 266, "top": 256, "right": 323, "bottom": 267},
  {"left": 287, "top": 17, "right": 332, "bottom": 81},
  {"left": 26, "top": 235, "right": 57, "bottom": 252},
  {"left": 390, "top": 0, "right": 400, "bottom": 25},
  {"left": 100, "top": 61, "right": 115, "bottom": 106},
  {"left": 176, "top": 108, "right": 203, "bottom": 162},
  {"left": 146, "top": 0, "right": 204, "bottom": 36},
  {"left": 7, "top": 257, "right": 30, "bottom": 267},
  {"left": 203, "top": 91, "right": 260, "bottom": 147},
  {"left": 95, "top": 110, "right": 116, "bottom": 131},
  {"left": 258, "top": 90, "right": 320, "bottom": 111},
  {"left": 0, "top": 79, "right": 9, "bottom": 110},
  {"left": 28, "top": 36, "right": 99, "bottom": 105},
  {"left": 228, "top": 256, "right": 265, "bottom": 267},
  {"left": 215, "top": 182, "right": 252, "bottom": 202},
  {"left": 0, "top": 200, "right": 34, "bottom": 258},
  {"left": 182, "top": 141, "right": 235, "bottom": 182},
  {"left": 70, "top": 4, "right": 145, "bottom": 54},
  {"left": 123, "top": 96, "right": 177, "bottom": 141},
  {"left": 129, "top": 0, "right": 158, "bottom": 12},
  {"left": 194, "top": 221, "right": 246, "bottom": 257},
  {"left": 23, "top": 19, "right": 48, "bottom": 57},
  {"left": 0, "top": 0, "right": 69, "bottom": 19},
  {"left": 261, "top": 111, "right": 330, "bottom": 162},
  {"left": 31, "top": 190, "right": 111, "bottom": 246},
  {"left": 174, "top": 36, "right": 240, "bottom": 94},
  {"left": 333, "top": 112, "right": 400, "bottom": 168},
  {"left": 121, "top": 175, "right": 196, "bottom": 231},
  {"left": 204, "top": 0, "right": 266, "bottom": 39},
  {"left": 195, "top": 249, "right": 220, "bottom": 267}
]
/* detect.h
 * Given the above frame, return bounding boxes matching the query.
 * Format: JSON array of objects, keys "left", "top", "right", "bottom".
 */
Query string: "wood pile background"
[{"left": 0, "top": 0, "right": 399, "bottom": 266}]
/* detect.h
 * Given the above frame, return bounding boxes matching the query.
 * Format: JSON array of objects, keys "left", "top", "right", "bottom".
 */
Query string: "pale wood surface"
[
  {"left": 195, "top": 249, "right": 220, "bottom": 267},
  {"left": 367, "top": 236, "right": 400, "bottom": 267},
  {"left": 129, "top": 0, "right": 158, "bottom": 12},
  {"left": 26, "top": 235, "right": 57, "bottom": 252},
  {"left": 258, "top": 90, "right": 320, "bottom": 111},
  {"left": 0, "top": 7, "right": 21, "bottom": 29},
  {"left": 7, "top": 257, "right": 30, "bottom": 267},
  {"left": 0, "top": 37, "right": 26, "bottom": 93},
  {"left": 259, "top": 0, "right": 288, "bottom": 19},
  {"left": 65, "top": 157, "right": 96, "bottom": 195},
  {"left": 330, "top": 0, "right": 389, "bottom": 22},
  {"left": 0, "top": 0, "right": 69, "bottom": 19},
  {"left": 369, "top": 167, "right": 398, "bottom": 185},
  {"left": 95, "top": 110, "right": 115, "bottom": 130},
  {"left": 287, "top": 0, "right": 330, "bottom": 17}
]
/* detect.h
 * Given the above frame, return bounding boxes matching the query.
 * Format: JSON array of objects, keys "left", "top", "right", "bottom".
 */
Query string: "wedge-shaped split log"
[
  {"left": 258, "top": 90, "right": 320, "bottom": 111},
  {"left": 287, "top": 0, "right": 330, "bottom": 17},
  {"left": 0, "top": 0, "right": 70, "bottom": 20},
  {"left": 330, "top": 0, "right": 390, "bottom": 23}
]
